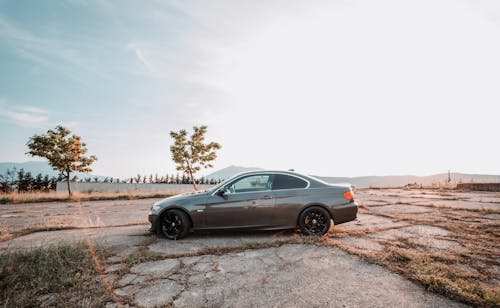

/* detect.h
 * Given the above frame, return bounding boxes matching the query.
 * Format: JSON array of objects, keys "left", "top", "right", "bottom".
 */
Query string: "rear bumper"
[
  {"left": 331, "top": 202, "right": 358, "bottom": 225},
  {"left": 148, "top": 214, "right": 158, "bottom": 232}
]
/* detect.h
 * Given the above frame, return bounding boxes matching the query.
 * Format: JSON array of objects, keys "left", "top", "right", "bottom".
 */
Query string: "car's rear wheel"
[
  {"left": 298, "top": 206, "right": 331, "bottom": 236},
  {"left": 160, "top": 209, "right": 190, "bottom": 240}
]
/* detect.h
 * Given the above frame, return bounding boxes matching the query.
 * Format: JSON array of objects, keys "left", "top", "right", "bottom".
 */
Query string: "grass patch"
[
  {"left": 0, "top": 244, "right": 112, "bottom": 307},
  {"left": 383, "top": 248, "right": 500, "bottom": 307},
  {"left": 1, "top": 222, "right": 149, "bottom": 243},
  {"left": 0, "top": 190, "right": 178, "bottom": 204},
  {"left": 13, "top": 225, "right": 79, "bottom": 236}
]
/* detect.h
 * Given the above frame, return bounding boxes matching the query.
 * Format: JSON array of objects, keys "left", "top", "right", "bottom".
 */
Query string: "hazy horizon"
[
  {"left": 1, "top": 160, "right": 500, "bottom": 180},
  {"left": 1, "top": 0, "right": 499, "bottom": 178}
]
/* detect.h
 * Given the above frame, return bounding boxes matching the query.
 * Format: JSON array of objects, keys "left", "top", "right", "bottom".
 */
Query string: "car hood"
[{"left": 155, "top": 190, "right": 211, "bottom": 207}]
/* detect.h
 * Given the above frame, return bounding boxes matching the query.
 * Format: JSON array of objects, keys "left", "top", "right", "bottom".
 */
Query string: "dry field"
[
  {"left": 0, "top": 188, "right": 499, "bottom": 307},
  {"left": 331, "top": 188, "right": 500, "bottom": 306},
  {"left": 0, "top": 190, "right": 178, "bottom": 205}
]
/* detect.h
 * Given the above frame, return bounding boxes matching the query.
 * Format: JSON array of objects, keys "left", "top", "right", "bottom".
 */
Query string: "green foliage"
[
  {"left": 170, "top": 125, "right": 221, "bottom": 189},
  {"left": 26, "top": 125, "right": 97, "bottom": 195},
  {"left": 26, "top": 126, "right": 97, "bottom": 177},
  {"left": 0, "top": 168, "right": 60, "bottom": 193}
]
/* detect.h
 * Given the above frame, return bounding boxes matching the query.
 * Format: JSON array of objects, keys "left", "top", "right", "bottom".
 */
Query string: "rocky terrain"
[{"left": 1, "top": 188, "right": 498, "bottom": 307}]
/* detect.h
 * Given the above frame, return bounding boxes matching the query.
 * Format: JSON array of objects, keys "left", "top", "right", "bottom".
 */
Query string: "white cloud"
[
  {"left": 127, "top": 43, "right": 154, "bottom": 73},
  {"left": 19, "top": 106, "right": 49, "bottom": 114},
  {"left": 0, "top": 101, "right": 49, "bottom": 127},
  {"left": 0, "top": 100, "right": 82, "bottom": 130}
]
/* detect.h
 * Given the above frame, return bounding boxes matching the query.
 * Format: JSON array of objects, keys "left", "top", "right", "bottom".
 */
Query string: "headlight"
[{"left": 151, "top": 203, "right": 162, "bottom": 212}]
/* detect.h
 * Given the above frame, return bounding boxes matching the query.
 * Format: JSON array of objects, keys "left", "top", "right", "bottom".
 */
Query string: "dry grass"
[
  {"left": 0, "top": 190, "right": 179, "bottom": 204},
  {"left": 0, "top": 222, "right": 149, "bottom": 244},
  {"left": 330, "top": 189, "right": 500, "bottom": 306},
  {"left": 328, "top": 237, "right": 499, "bottom": 307},
  {"left": 0, "top": 243, "right": 112, "bottom": 307},
  {"left": 0, "top": 219, "right": 80, "bottom": 242}
]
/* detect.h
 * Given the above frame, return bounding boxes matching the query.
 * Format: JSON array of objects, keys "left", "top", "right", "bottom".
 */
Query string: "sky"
[{"left": 0, "top": 0, "right": 499, "bottom": 178}]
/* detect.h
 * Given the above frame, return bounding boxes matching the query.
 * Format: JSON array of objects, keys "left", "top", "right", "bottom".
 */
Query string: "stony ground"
[{"left": 1, "top": 188, "right": 499, "bottom": 307}]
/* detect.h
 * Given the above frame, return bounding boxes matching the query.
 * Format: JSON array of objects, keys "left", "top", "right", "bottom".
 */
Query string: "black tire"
[
  {"left": 160, "top": 209, "right": 190, "bottom": 240},
  {"left": 298, "top": 206, "right": 331, "bottom": 236}
]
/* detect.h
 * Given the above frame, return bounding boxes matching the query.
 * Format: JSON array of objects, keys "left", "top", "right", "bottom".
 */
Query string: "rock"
[
  {"left": 118, "top": 274, "right": 148, "bottom": 286},
  {"left": 338, "top": 236, "right": 384, "bottom": 251},
  {"left": 134, "top": 280, "right": 183, "bottom": 307},
  {"left": 107, "top": 256, "right": 122, "bottom": 264},
  {"left": 114, "top": 284, "right": 143, "bottom": 297},
  {"left": 130, "top": 258, "right": 180, "bottom": 278},
  {"left": 173, "top": 289, "right": 206, "bottom": 308},
  {"left": 105, "top": 263, "right": 124, "bottom": 273}
]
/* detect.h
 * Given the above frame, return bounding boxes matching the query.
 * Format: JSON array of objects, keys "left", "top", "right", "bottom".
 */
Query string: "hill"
[{"left": 315, "top": 173, "right": 500, "bottom": 188}]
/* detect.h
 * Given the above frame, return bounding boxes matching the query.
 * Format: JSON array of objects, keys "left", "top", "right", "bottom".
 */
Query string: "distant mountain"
[
  {"left": 205, "top": 166, "right": 499, "bottom": 188},
  {"left": 0, "top": 161, "right": 107, "bottom": 180},
  {"left": 316, "top": 173, "right": 500, "bottom": 188},
  {"left": 206, "top": 165, "right": 263, "bottom": 180}
]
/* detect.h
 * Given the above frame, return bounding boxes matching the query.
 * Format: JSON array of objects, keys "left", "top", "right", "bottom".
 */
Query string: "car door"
[
  {"left": 271, "top": 174, "right": 310, "bottom": 227},
  {"left": 204, "top": 174, "right": 275, "bottom": 228}
]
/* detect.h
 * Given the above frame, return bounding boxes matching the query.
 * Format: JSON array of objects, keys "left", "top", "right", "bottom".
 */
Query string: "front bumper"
[
  {"left": 331, "top": 201, "right": 358, "bottom": 225},
  {"left": 148, "top": 214, "right": 159, "bottom": 232}
]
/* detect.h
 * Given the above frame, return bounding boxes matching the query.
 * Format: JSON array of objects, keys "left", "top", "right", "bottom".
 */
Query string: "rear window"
[{"left": 272, "top": 174, "right": 308, "bottom": 190}]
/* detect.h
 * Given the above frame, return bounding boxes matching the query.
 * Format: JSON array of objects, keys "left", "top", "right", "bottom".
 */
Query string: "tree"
[
  {"left": 26, "top": 125, "right": 97, "bottom": 196},
  {"left": 24, "top": 172, "right": 34, "bottom": 192},
  {"left": 43, "top": 175, "right": 50, "bottom": 192},
  {"left": 0, "top": 168, "right": 16, "bottom": 193},
  {"left": 34, "top": 173, "right": 44, "bottom": 191},
  {"left": 16, "top": 169, "right": 26, "bottom": 193},
  {"left": 170, "top": 125, "right": 221, "bottom": 190},
  {"left": 133, "top": 174, "right": 140, "bottom": 184}
]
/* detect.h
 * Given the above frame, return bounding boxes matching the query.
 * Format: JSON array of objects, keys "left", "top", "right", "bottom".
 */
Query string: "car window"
[
  {"left": 272, "top": 174, "right": 308, "bottom": 190},
  {"left": 228, "top": 175, "right": 271, "bottom": 193}
]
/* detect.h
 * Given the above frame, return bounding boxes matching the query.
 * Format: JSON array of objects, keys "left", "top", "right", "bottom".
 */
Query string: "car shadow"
[{"left": 186, "top": 228, "right": 298, "bottom": 239}]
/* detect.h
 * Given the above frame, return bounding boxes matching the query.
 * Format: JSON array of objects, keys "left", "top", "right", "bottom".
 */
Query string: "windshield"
[{"left": 209, "top": 173, "right": 241, "bottom": 193}]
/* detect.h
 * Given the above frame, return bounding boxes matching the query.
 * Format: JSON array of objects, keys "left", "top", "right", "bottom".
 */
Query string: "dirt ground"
[{"left": 1, "top": 188, "right": 499, "bottom": 307}]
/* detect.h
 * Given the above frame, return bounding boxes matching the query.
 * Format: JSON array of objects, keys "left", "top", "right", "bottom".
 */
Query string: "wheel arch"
[
  {"left": 297, "top": 203, "right": 333, "bottom": 226},
  {"left": 158, "top": 206, "right": 194, "bottom": 231}
]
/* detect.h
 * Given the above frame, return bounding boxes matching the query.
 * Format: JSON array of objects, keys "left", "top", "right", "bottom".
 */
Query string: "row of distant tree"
[
  {"left": 0, "top": 168, "right": 224, "bottom": 194},
  {"left": 0, "top": 168, "right": 63, "bottom": 193},
  {"left": 77, "top": 173, "right": 224, "bottom": 185}
]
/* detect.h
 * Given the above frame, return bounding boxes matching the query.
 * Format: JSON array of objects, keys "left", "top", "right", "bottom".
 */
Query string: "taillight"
[{"left": 343, "top": 191, "right": 354, "bottom": 202}]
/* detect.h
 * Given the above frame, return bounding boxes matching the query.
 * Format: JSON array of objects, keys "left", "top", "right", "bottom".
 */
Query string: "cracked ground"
[{"left": 1, "top": 188, "right": 498, "bottom": 307}]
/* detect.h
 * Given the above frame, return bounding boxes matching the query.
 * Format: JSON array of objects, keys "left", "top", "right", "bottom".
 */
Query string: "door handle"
[{"left": 262, "top": 195, "right": 273, "bottom": 199}]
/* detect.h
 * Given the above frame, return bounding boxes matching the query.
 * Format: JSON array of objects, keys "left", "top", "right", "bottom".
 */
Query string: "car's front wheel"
[
  {"left": 298, "top": 206, "right": 331, "bottom": 236},
  {"left": 160, "top": 209, "right": 190, "bottom": 240}
]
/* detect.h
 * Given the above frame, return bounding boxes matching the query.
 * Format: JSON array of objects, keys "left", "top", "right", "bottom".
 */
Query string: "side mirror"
[{"left": 216, "top": 188, "right": 228, "bottom": 196}]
